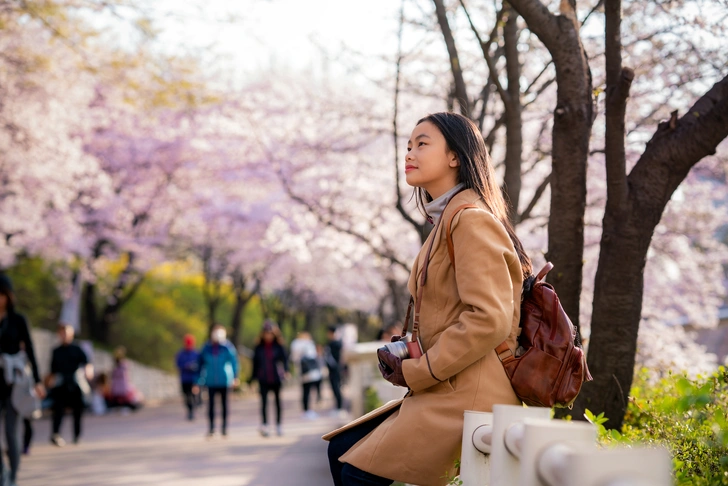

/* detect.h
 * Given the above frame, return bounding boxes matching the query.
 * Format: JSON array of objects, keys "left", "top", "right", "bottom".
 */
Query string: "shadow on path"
[{"left": 18, "top": 385, "right": 349, "bottom": 486}]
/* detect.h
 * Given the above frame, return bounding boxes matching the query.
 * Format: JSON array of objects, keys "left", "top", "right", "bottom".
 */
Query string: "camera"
[{"left": 378, "top": 336, "right": 423, "bottom": 372}]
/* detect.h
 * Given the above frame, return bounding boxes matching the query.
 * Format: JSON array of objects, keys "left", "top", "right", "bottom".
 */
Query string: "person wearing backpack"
[
  {"left": 325, "top": 113, "right": 533, "bottom": 486},
  {"left": 0, "top": 274, "right": 44, "bottom": 485}
]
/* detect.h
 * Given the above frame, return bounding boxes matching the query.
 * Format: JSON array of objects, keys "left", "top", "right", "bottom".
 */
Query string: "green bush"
[
  {"left": 589, "top": 367, "right": 728, "bottom": 486},
  {"left": 5, "top": 257, "right": 62, "bottom": 331}
]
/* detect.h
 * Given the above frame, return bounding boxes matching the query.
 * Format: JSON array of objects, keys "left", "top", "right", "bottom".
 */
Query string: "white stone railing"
[
  {"left": 343, "top": 341, "right": 407, "bottom": 418},
  {"left": 460, "top": 404, "right": 672, "bottom": 486}
]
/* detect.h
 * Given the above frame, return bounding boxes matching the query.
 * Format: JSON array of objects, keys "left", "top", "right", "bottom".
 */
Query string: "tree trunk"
[
  {"left": 82, "top": 281, "right": 98, "bottom": 341},
  {"left": 230, "top": 272, "right": 261, "bottom": 348},
  {"left": 508, "top": 0, "right": 593, "bottom": 333},
  {"left": 502, "top": 5, "right": 524, "bottom": 222},
  {"left": 573, "top": 75, "right": 728, "bottom": 428}
]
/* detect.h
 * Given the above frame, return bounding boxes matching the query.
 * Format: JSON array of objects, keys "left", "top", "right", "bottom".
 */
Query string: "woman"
[
  {"left": 289, "top": 331, "right": 322, "bottom": 419},
  {"left": 325, "top": 113, "right": 531, "bottom": 486},
  {"left": 199, "top": 324, "right": 239, "bottom": 437},
  {"left": 249, "top": 320, "right": 288, "bottom": 437},
  {"left": 108, "top": 346, "right": 142, "bottom": 412},
  {"left": 0, "top": 274, "right": 44, "bottom": 484}
]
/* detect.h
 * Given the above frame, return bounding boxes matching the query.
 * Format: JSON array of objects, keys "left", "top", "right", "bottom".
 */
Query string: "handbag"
[
  {"left": 10, "top": 357, "right": 41, "bottom": 419},
  {"left": 300, "top": 356, "right": 319, "bottom": 375}
]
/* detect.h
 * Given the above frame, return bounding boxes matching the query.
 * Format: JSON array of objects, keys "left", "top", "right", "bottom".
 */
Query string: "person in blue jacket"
[
  {"left": 175, "top": 334, "right": 201, "bottom": 421},
  {"left": 198, "top": 325, "right": 239, "bottom": 437}
]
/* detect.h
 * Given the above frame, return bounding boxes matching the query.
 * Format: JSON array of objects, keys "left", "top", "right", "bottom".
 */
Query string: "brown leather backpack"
[{"left": 446, "top": 204, "right": 592, "bottom": 408}]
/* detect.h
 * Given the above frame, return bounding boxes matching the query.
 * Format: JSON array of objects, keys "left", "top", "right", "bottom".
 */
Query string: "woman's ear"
[{"left": 448, "top": 153, "right": 460, "bottom": 168}]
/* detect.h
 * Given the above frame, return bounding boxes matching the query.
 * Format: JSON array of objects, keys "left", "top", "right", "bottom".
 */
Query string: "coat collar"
[{"left": 410, "top": 188, "right": 483, "bottom": 290}]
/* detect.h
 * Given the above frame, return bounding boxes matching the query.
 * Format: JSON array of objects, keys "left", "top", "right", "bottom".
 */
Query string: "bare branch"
[
  {"left": 459, "top": 0, "right": 509, "bottom": 106},
  {"left": 393, "top": 0, "right": 425, "bottom": 234},
  {"left": 517, "top": 173, "right": 551, "bottom": 223},
  {"left": 433, "top": 0, "right": 470, "bottom": 117}
]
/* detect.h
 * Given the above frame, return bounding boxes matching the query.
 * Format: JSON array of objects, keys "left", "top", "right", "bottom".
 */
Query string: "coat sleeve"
[
  {"left": 402, "top": 209, "right": 518, "bottom": 392},
  {"left": 229, "top": 344, "right": 239, "bottom": 379},
  {"left": 18, "top": 315, "right": 41, "bottom": 384}
]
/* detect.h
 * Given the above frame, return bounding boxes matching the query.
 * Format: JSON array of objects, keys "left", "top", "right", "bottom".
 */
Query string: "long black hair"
[
  {"left": 415, "top": 112, "right": 532, "bottom": 279},
  {"left": 0, "top": 288, "right": 15, "bottom": 316}
]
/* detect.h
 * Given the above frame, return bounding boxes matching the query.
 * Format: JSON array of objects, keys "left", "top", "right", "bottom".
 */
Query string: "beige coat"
[{"left": 324, "top": 189, "right": 523, "bottom": 486}]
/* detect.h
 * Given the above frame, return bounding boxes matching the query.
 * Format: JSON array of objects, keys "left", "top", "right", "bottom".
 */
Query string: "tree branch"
[
  {"left": 459, "top": 0, "right": 509, "bottom": 106},
  {"left": 433, "top": 0, "right": 470, "bottom": 117},
  {"left": 517, "top": 173, "right": 551, "bottom": 223},
  {"left": 507, "top": 0, "right": 560, "bottom": 50},
  {"left": 629, "top": 74, "right": 728, "bottom": 200},
  {"left": 393, "top": 1, "right": 425, "bottom": 235},
  {"left": 604, "top": 0, "right": 633, "bottom": 214}
]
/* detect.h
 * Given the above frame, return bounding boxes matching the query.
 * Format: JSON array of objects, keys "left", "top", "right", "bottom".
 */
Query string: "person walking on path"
[
  {"left": 324, "top": 326, "right": 344, "bottom": 415},
  {"left": 199, "top": 325, "right": 239, "bottom": 437},
  {"left": 325, "top": 113, "right": 532, "bottom": 486},
  {"left": 0, "top": 274, "right": 44, "bottom": 485},
  {"left": 289, "top": 331, "right": 322, "bottom": 420},
  {"left": 176, "top": 334, "right": 201, "bottom": 421},
  {"left": 249, "top": 320, "right": 288, "bottom": 437},
  {"left": 48, "top": 324, "right": 92, "bottom": 448}
]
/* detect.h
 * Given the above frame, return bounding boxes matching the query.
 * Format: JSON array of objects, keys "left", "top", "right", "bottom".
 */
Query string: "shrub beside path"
[{"left": 19, "top": 385, "right": 348, "bottom": 486}]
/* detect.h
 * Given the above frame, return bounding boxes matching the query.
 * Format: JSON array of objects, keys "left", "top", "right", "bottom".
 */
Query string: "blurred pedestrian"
[
  {"left": 289, "top": 331, "right": 322, "bottom": 419},
  {"left": 249, "top": 320, "right": 288, "bottom": 437},
  {"left": 108, "top": 346, "right": 143, "bottom": 412},
  {"left": 0, "top": 274, "right": 44, "bottom": 484},
  {"left": 324, "top": 326, "right": 344, "bottom": 414},
  {"left": 48, "top": 324, "right": 91, "bottom": 447},
  {"left": 176, "top": 334, "right": 201, "bottom": 421},
  {"left": 376, "top": 322, "right": 402, "bottom": 342},
  {"left": 199, "top": 325, "right": 239, "bottom": 437}
]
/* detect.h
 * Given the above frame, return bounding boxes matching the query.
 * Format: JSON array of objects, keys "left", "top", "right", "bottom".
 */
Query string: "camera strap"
[
  {"left": 402, "top": 187, "right": 467, "bottom": 343},
  {"left": 401, "top": 212, "right": 443, "bottom": 342}
]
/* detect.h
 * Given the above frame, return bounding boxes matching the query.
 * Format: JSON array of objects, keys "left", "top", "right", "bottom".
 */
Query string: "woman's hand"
[
  {"left": 34, "top": 383, "right": 46, "bottom": 400},
  {"left": 377, "top": 349, "right": 408, "bottom": 387}
]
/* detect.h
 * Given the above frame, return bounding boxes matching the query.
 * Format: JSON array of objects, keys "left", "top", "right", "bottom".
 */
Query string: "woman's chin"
[{"left": 404, "top": 174, "right": 421, "bottom": 187}]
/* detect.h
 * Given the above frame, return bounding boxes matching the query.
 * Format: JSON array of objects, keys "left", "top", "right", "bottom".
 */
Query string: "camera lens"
[{"left": 383, "top": 341, "right": 409, "bottom": 360}]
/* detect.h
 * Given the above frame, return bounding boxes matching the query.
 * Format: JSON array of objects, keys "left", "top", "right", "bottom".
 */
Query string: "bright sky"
[{"left": 153, "top": 0, "right": 402, "bottom": 81}]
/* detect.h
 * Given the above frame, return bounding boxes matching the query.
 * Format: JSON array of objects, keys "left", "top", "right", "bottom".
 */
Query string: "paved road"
[{"left": 18, "top": 386, "right": 350, "bottom": 486}]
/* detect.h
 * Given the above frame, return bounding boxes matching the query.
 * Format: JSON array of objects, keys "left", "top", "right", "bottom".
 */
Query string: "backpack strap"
[
  {"left": 445, "top": 203, "right": 517, "bottom": 362},
  {"left": 446, "top": 204, "right": 478, "bottom": 273}
]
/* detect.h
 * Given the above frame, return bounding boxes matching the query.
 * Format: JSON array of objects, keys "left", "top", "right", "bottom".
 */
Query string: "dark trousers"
[
  {"left": 181, "top": 383, "right": 198, "bottom": 419},
  {"left": 327, "top": 410, "right": 395, "bottom": 486},
  {"left": 302, "top": 380, "right": 321, "bottom": 411},
  {"left": 207, "top": 387, "right": 228, "bottom": 433},
  {"left": 259, "top": 383, "right": 282, "bottom": 425},
  {"left": 23, "top": 418, "right": 32, "bottom": 452},
  {"left": 328, "top": 367, "right": 343, "bottom": 410},
  {"left": 0, "top": 398, "right": 20, "bottom": 481},
  {"left": 51, "top": 387, "right": 84, "bottom": 440}
]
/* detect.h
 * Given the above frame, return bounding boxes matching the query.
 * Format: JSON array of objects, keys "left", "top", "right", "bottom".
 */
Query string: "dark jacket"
[
  {"left": 250, "top": 341, "right": 288, "bottom": 386},
  {"left": 50, "top": 343, "right": 89, "bottom": 394},
  {"left": 0, "top": 312, "right": 41, "bottom": 398},
  {"left": 176, "top": 349, "right": 201, "bottom": 385}
]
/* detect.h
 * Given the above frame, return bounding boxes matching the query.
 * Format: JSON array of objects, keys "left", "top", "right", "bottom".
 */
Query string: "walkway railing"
[{"left": 460, "top": 404, "right": 672, "bottom": 486}]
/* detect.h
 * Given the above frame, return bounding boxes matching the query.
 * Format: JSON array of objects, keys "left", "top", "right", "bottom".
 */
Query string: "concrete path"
[{"left": 17, "top": 386, "right": 350, "bottom": 486}]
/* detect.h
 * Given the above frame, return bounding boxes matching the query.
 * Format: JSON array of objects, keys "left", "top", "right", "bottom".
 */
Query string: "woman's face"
[
  {"left": 262, "top": 331, "right": 274, "bottom": 343},
  {"left": 405, "top": 121, "right": 460, "bottom": 199}
]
